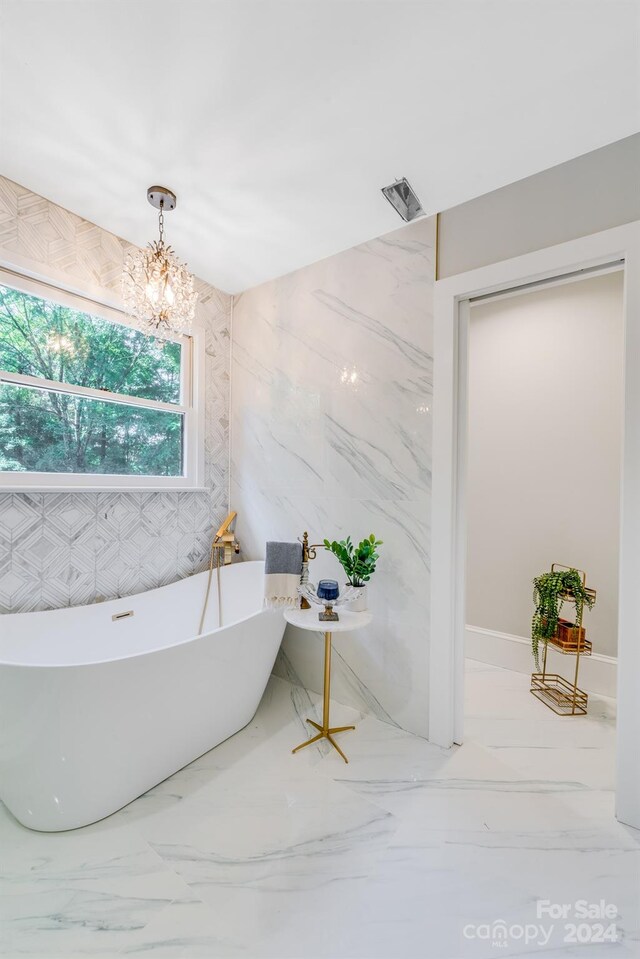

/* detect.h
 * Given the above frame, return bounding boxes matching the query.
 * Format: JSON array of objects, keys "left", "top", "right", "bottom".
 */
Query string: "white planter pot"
[{"left": 347, "top": 585, "right": 368, "bottom": 612}]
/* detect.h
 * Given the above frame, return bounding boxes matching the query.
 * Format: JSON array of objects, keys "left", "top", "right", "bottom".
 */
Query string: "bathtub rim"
[{"left": 0, "top": 560, "right": 279, "bottom": 670}]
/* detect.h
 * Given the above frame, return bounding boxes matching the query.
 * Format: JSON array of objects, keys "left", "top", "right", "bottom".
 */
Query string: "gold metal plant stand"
[
  {"left": 530, "top": 564, "right": 596, "bottom": 716},
  {"left": 291, "top": 630, "right": 355, "bottom": 763}
]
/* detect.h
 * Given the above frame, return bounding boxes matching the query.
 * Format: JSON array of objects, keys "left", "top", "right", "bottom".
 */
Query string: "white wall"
[
  {"left": 466, "top": 270, "right": 624, "bottom": 658},
  {"left": 438, "top": 134, "right": 640, "bottom": 279},
  {"left": 231, "top": 217, "right": 434, "bottom": 737}
]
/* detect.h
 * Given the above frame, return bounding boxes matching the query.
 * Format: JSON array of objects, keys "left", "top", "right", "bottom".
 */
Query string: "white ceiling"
[{"left": 1, "top": 1, "right": 639, "bottom": 294}]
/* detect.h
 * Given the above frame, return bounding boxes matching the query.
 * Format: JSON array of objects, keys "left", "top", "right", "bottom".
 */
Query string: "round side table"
[{"left": 284, "top": 606, "right": 373, "bottom": 763}]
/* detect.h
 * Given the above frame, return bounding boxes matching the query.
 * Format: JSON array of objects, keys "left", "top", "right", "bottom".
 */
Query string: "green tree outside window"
[{"left": 0, "top": 285, "right": 184, "bottom": 476}]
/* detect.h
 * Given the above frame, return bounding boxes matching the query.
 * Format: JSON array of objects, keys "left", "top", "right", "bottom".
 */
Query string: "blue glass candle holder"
[
  {"left": 298, "top": 581, "right": 360, "bottom": 623},
  {"left": 317, "top": 580, "right": 339, "bottom": 602}
]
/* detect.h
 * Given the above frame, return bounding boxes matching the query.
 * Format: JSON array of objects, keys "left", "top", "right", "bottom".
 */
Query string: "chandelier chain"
[{"left": 158, "top": 200, "right": 165, "bottom": 245}]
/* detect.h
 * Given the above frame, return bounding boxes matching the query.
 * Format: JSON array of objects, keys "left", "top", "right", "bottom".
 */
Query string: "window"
[{"left": 0, "top": 272, "right": 203, "bottom": 489}]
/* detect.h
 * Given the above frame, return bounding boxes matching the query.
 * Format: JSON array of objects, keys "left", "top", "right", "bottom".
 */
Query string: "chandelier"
[{"left": 122, "top": 186, "right": 198, "bottom": 338}]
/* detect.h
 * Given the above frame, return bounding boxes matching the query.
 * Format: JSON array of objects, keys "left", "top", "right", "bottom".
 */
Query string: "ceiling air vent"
[{"left": 381, "top": 177, "right": 425, "bottom": 222}]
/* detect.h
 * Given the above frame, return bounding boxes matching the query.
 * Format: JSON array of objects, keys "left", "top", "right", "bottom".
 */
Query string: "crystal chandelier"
[{"left": 122, "top": 186, "right": 198, "bottom": 338}]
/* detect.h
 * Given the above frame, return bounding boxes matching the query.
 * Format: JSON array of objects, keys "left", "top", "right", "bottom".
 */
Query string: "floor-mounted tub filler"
[{"left": 0, "top": 561, "right": 285, "bottom": 831}]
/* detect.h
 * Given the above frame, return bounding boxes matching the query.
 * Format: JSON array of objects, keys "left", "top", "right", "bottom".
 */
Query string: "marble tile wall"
[
  {"left": 231, "top": 217, "right": 435, "bottom": 737},
  {"left": 0, "top": 176, "right": 231, "bottom": 612}
]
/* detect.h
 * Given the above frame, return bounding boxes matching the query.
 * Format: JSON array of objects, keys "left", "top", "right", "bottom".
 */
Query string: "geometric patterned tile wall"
[{"left": 0, "top": 176, "right": 231, "bottom": 613}]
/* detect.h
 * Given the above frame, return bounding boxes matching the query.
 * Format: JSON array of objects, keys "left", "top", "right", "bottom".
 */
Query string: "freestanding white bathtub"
[{"left": 0, "top": 560, "right": 285, "bottom": 832}]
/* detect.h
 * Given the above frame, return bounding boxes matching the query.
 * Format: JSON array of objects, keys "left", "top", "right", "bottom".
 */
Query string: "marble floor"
[{"left": 1, "top": 662, "right": 638, "bottom": 959}]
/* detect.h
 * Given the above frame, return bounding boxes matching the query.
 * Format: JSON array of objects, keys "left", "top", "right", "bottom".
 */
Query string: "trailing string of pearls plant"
[
  {"left": 122, "top": 186, "right": 198, "bottom": 339},
  {"left": 531, "top": 567, "right": 595, "bottom": 670}
]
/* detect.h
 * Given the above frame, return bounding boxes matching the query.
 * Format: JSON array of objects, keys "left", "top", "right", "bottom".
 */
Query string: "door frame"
[{"left": 428, "top": 221, "right": 640, "bottom": 829}]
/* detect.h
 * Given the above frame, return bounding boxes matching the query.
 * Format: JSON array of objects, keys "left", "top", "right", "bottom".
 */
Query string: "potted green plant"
[
  {"left": 323, "top": 534, "right": 383, "bottom": 611},
  {"left": 531, "top": 568, "right": 596, "bottom": 670}
]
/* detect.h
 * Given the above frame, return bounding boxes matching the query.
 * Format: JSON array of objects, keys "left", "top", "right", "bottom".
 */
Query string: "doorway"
[
  {"left": 462, "top": 268, "right": 623, "bottom": 797},
  {"left": 429, "top": 222, "right": 640, "bottom": 829},
  {"left": 466, "top": 269, "right": 623, "bottom": 686}
]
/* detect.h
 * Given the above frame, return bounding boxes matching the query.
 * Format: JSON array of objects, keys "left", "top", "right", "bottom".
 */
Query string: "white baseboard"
[{"left": 465, "top": 625, "right": 617, "bottom": 699}]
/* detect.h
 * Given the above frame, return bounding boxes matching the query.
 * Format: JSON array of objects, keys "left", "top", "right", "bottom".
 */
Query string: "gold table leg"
[{"left": 292, "top": 630, "right": 355, "bottom": 763}]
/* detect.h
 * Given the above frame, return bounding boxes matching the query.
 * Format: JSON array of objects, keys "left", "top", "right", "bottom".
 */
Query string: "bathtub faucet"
[
  {"left": 198, "top": 512, "right": 240, "bottom": 635},
  {"left": 213, "top": 511, "right": 240, "bottom": 565}
]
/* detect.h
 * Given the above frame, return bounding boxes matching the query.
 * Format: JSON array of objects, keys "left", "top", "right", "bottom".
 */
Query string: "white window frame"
[{"left": 0, "top": 268, "right": 205, "bottom": 491}]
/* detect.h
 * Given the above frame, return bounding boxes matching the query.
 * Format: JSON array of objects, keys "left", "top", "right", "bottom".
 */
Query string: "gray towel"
[{"left": 264, "top": 541, "right": 302, "bottom": 608}]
